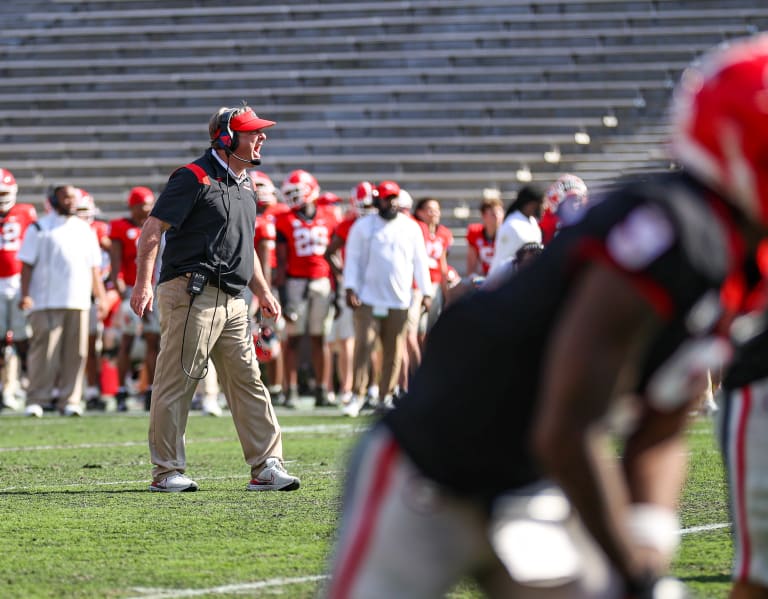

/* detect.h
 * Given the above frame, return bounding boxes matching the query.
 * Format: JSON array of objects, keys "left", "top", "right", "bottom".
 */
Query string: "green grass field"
[{"left": 0, "top": 409, "right": 732, "bottom": 598}]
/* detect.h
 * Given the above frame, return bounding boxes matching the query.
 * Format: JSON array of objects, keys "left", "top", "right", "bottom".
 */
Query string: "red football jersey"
[
  {"left": 275, "top": 206, "right": 338, "bottom": 279},
  {"left": 539, "top": 209, "right": 559, "bottom": 246},
  {"left": 0, "top": 203, "right": 37, "bottom": 278},
  {"left": 265, "top": 203, "right": 291, "bottom": 219},
  {"left": 108, "top": 217, "right": 143, "bottom": 287},
  {"left": 465, "top": 222, "right": 496, "bottom": 275},
  {"left": 90, "top": 219, "right": 112, "bottom": 279},
  {"left": 419, "top": 221, "right": 454, "bottom": 283},
  {"left": 254, "top": 213, "right": 277, "bottom": 269}
]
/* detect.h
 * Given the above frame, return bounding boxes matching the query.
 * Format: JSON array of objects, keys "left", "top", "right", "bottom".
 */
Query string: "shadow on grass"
[
  {"left": 0, "top": 489, "right": 150, "bottom": 495},
  {"left": 682, "top": 573, "right": 731, "bottom": 584}
]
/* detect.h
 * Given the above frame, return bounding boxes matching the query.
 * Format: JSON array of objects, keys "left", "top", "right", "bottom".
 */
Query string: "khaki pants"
[
  {"left": 352, "top": 304, "right": 409, "bottom": 399},
  {"left": 26, "top": 308, "right": 88, "bottom": 409},
  {"left": 149, "top": 277, "right": 282, "bottom": 482}
]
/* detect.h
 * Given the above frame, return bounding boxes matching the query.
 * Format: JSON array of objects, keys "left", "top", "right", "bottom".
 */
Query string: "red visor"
[{"left": 230, "top": 108, "right": 276, "bottom": 132}]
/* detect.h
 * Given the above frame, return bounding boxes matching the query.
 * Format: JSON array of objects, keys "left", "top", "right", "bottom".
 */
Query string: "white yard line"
[
  {"left": 679, "top": 522, "right": 730, "bottom": 535},
  {"left": 126, "top": 575, "right": 328, "bottom": 598}
]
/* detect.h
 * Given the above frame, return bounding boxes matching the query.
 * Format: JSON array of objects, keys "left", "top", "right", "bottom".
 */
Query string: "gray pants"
[{"left": 149, "top": 277, "right": 282, "bottom": 482}]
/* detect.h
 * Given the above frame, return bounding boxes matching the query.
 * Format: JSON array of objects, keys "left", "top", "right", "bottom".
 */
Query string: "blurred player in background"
[
  {"left": 275, "top": 169, "right": 339, "bottom": 408},
  {"left": 466, "top": 195, "right": 504, "bottom": 277},
  {"left": 109, "top": 186, "right": 157, "bottom": 412},
  {"left": 0, "top": 168, "right": 36, "bottom": 411}
]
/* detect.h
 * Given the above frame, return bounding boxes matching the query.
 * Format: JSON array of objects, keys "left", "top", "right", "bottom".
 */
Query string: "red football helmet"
[
  {"left": 281, "top": 169, "right": 320, "bottom": 209},
  {"left": 0, "top": 168, "right": 18, "bottom": 212},
  {"left": 253, "top": 324, "right": 281, "bottom": 363},
  {"left": 350, "top": 181, "right": 375, "bottom": 212},
  {"left": 248, "top": 170, "right": 278, "bottom": 208},
  {"left": 670, "top": 33, "right": 768, "bottom": 227}
]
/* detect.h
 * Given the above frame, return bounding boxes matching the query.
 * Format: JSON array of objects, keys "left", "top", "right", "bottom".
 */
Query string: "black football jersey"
[{"left": 384, "top": 171, "right": 753, "bottom": 506}]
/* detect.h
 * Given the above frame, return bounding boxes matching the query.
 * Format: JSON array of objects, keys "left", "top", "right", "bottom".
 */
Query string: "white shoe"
[
  {"left": 2, "top": 392, "right": 19, "bottom": 411},
  {"left": 24, "top": 404, "right": 43, "bottom": 418},
  {"left": 703, "top": 393, "right": 719, "bottom": 416},
  {"left": 201, "top": 396, "right": 223, "bottom": 417},
  {"left": 149, "top": 473, "right": 199, "bottom": 492},
  {"left": 63, "top": 404, "right": 84, "bottom": 417},
  {"left": 247, "top": 457, "right": 300, "bottom": 491},
  {"left": 339, "top": 391, "right": 354, "bottom": 406},
  {"left": 341, "top": 395, "right": 364, "bottom": 418}
]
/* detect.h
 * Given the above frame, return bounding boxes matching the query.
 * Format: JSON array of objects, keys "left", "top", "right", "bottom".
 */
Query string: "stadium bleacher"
[{"left": 0, "top": 0, "right": 766, "bottom": 224}]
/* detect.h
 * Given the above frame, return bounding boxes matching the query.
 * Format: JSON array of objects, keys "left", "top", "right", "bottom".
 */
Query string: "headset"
[{"left": 213, "top": 108, "right": 240, "bottom": 154}]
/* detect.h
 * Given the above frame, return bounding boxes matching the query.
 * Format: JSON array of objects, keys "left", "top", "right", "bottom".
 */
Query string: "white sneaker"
[
  {"left": 2, "top": 392, "right": 19, "bottom": 411},
  {"left": 149, "top": 473, "right": 199, "bottom": 492},
  {"left": 62, "top": 404, "right": 83, "bottom": 417},
  {"left": 201, "top": 395, "right": 223, "bottom": 417},
  {"left": 24, "top": 404, "right": 43, "bottom": 418},
  {"left": 341, "top": 395, "right": 364, "bottom": 418},
  {"left": 247, "top": 457, "right": 300, "bottom": 491}
]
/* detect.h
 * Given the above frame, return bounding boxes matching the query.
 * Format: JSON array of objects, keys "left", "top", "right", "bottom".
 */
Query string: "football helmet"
[
  {"left": 670, "top": 33, "right": 768, "bottom": 227},
  {"left": 248, "top": 170, "right": 278, "bottom": 208},
  {"left": 253, "top": 323, "right": 281, "bottom": 363},
  {"left": 281, "top": 169, "right": 319, "bottom": 209},
  {"left": 545, "top": 174, "right": 588, "bottom": 213},
  {"left": 398, "top": 188, "right": 413, "bottom": 212},
  {"left": 350, "top": 181, "right": 375, "bottom": 212},
  {"left": 75, "top": 188, "right": 96, "bottom": 222},
  {"left": 0, "top": 168, "right": 18, "bottom": 212}
]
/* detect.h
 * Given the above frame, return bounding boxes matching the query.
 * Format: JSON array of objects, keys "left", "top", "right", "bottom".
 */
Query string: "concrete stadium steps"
[{"left": 0, "top": 0, "right": 765, "bottom": 223}]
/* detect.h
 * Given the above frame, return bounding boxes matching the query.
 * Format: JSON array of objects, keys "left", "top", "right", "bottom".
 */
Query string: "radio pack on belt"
[{"left": 186, "top": 272, "right": 209, "bottom": 296}]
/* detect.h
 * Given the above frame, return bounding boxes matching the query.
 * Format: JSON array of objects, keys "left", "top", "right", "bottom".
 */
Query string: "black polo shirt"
[
  {"left": 152, "top": 150, "right": 257, "bottom": 296},
  {"left": 384, "top": 171, "right": 754, "bottom": 506}
]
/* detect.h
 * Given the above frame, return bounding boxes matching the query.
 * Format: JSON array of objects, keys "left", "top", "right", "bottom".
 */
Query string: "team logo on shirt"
[{"left": 606, "top": 205, "right": 675, "bottom": 270}]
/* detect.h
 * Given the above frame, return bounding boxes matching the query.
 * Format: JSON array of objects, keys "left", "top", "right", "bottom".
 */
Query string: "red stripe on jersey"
[
  {"left": 332, "top": 436, "right": 399, "bottom": 599},
  {"left": 183, "top": 163, "right": 210, "bottom": 185},
  {"left": 573, "top": 238, "right": 675, "bottom": 320}
]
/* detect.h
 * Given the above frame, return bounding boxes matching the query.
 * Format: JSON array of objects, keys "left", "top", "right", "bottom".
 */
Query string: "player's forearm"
[{"left": 623, "top": 405, "right": 690, "bottom": 509}]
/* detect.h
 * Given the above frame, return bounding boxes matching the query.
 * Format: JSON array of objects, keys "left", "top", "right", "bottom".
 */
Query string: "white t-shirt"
[
  {"left": 488, "top": 210, "right": 542, "bottom": 275},
  {"left": 343, "top": 213, "right": 432, "bottom": 310},
  {"left": 18, "top": 213, "right": 102, "bottom": 311}
]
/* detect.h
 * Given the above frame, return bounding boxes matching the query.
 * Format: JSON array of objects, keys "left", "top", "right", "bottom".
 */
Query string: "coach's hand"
[
  {"left": 257, "top": 288, "right": 281, "bottom": 321},
  {"left": 130, "top": 283, "right": 154, "bottom": 318}
]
